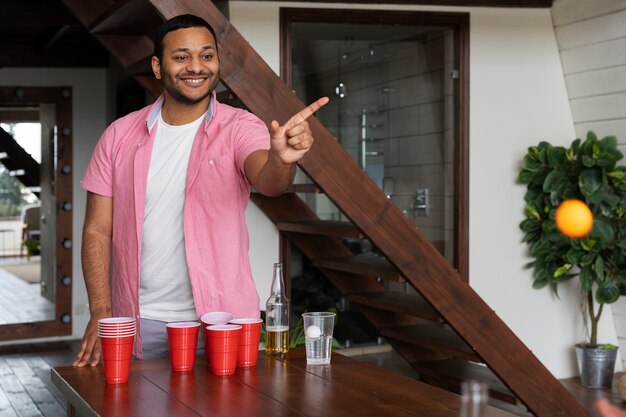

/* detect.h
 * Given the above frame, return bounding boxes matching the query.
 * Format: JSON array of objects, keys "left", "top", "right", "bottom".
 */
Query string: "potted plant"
[
  {"left": 518, "top": 131, "right": 626, "bottom": 388},
  {"left": 23, "top": 238, "right": 40, "bottom": 258}
]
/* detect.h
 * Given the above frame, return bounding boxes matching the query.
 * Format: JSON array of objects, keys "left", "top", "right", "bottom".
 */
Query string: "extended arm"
[
  {"left": 73, "top": 192, "right": 113, "bottom": 366},
  {"left": 245, "top": 97, "right": 329, "bottom": 196}
]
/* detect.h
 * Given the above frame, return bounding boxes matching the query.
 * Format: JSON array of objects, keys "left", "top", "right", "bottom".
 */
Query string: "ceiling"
[
  {"left": 0, "top": 0, "right": 109, "bottom": 69},
  {"left": 0, "top": 0, "right": 553, "bottom": 70}
]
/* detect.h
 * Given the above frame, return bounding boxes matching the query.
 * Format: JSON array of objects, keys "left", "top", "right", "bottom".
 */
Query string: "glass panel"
[
  {"left": 291, "top": 22, "right": 457, "bottom": 265},
  {"left": 287, "top": 18, "right": 460, "bottom": 348},
  {"left": 0, "top": 118, "right": 53, "bottom": 324}
]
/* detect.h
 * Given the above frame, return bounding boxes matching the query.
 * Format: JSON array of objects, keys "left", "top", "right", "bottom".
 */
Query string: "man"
[{"left": 73, "top": 14, "right": 328, "bottom": 366}]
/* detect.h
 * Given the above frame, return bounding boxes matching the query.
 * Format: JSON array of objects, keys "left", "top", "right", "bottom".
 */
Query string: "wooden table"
[{"left": 52, "top": 349, "right": 517, "bottom": 417}]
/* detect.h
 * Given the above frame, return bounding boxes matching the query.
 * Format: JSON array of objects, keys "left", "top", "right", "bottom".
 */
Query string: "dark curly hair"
[{"left": 153, "top": 14, "right": 218, "bottom": 60}]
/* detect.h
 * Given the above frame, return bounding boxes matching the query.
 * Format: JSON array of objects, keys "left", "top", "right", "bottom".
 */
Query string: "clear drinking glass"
[
  {"left": 460, "top": 379, "right": 488, "bottom": 417},
  {"left": 302, "top": 312, "right": 336, "bottom": 365}
]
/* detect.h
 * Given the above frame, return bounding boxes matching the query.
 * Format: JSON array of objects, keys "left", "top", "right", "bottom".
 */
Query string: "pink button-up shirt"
[{"left": 81, "top": 93, "right": 269, "bottom": 357}]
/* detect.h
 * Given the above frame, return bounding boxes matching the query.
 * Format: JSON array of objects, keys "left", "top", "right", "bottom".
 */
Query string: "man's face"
[{"left": 152, "top": 27, "right": 220, "bottom": 105}]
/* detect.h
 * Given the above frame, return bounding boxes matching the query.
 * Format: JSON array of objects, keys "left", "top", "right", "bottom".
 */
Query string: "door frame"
[
  {"left": 0, "top": 86, "right": 73, "bottom": 339},
  {"left": 279, "top": 8, "right": 470, "bottom": 280}
]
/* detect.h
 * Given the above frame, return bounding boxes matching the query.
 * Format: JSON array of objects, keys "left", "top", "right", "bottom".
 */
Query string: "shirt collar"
[{"left": 146, "top": 90, "right": 216, "bottom": 133}]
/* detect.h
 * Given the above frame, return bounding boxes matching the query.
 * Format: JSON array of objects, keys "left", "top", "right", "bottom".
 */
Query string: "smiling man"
[{"left": 74, "top": 14, "right": 328, "bottom": 366}]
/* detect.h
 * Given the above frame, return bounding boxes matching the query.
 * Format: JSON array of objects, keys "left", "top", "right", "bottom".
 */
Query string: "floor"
[
  {"left": 0, "top": 341, "right": 80, "bottom": 417},
  {"left": 0, "top": 256, "right": 52, "bottom": 325},
  {"left": 0, "top": 340, "right": 624, "bottom": 417}
]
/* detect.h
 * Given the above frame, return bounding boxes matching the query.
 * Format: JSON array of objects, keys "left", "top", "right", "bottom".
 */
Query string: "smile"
[{"left": 181, "top": 78, "right": 207, "bottom": 85}]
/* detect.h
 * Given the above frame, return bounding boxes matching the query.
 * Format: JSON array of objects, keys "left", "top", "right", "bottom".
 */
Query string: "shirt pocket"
[{"left": 193, "top": 152, "right": 241, "bottom": 202}]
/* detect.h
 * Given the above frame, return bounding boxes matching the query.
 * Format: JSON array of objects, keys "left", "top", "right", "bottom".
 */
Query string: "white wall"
[
  {"left": 0, "top": 67, "right": 108, "bottom": 341},
  {"left": 552, "top": 0, "right": 626, "bottom": 370},
  {"left": 230, "top": 1, "right": 621, "bottom": 378},
  {"left": 468, "top": 8, "right": 622, "bottom": 378}
]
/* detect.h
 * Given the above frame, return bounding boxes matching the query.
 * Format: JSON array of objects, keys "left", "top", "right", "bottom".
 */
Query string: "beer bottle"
[{"left": 265, "top": 263, "right": 289, "bottom": 355}]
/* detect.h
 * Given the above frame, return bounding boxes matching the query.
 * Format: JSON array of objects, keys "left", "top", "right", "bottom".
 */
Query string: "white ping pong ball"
[{"left": 305, "top": 325, "right": 321, "bottom": 339}]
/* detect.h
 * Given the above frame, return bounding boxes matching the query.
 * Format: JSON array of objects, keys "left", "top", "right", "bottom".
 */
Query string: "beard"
[{"left": 162, "top": 71, "right": 220, "bottom": 105}]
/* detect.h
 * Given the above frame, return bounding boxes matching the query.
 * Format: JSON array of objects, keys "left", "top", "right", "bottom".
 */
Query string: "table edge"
[{"left": 51, "top": 367, "right": 100, "bottom": 417}]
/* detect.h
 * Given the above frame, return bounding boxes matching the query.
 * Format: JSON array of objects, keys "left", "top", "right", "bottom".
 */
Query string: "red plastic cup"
[
  {"left": 229, "top": 318, "right": 262, "bottom": 367},
  {"left": 205, "top": 324, "right": 241, "bottom": 376},
  {"left": 98, "top": 317, "right": 136, "bottom": 328},
  {"left": 166, "top": 322, "right": 201, "bottom": 372},
  {"left": 100, "top": 334, "right": 134, "bottom": 384},
  {"left": 200, "top": 312, "right": 234, "bottom": 361}
]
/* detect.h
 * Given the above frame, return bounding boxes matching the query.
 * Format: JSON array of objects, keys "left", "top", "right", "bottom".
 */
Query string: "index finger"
[{"left": 286, "top": 97, "right": 329, "bottom": 127}]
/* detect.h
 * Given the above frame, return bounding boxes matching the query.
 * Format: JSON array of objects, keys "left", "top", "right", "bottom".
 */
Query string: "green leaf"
[
  {"left": 570, "top": 138, "right": 581, "bottom": 155},
  {"left": 543, "top": 170, "right": 564, "bottom": 193},
  {"left": 546, "top": 146, "right": 567, "bottom": 167},
  {"left": 597, "top": 154, "right": 616, "bottom": 168},
  {"left": 601, "top": 135, "right": 618, "bottom": 150},
  {"left": 520, "top": 218, "right": 541, "bottom": 232},
  {"left": 593, "top": 143, "right": 601, "bottom": 159},
  {"left": 595, "top": 256, "right": 605, "bottom": 282},
  {"left": 518, "top": 170, "right": 534, "bottom": 184},
  {"left": 553, "top": 263, "right": 572, "bottom": 278},
  {"left": 592, "top": 220, "right": 615, "bottom": 244},
  {"left": 525, "top": 205, "right": 541, "bottom": 220},
  {"left": 580, "top": 266, "right": 594, "bottom": 292},
  {"left": 565, "top": 248, "right": 584, "bottom": 265},
  {"left": 522, "top": 230, "right": 541, "bottom": 243},
  {"left": 532, "top": 278, "right": 549, "bottom": 289},
  {"left": 581, "top": 155, "right": 596, "bottom": 167},
  {"left": 607, "top": 170, "right": 625, "bottom": 181},
  {"left": 596, "top": 282, "right": 620, "bottom": 304},
  {"left": 579, "top": 169, "right": 603, "bottom": 197},
  {"left": 522, "top": 155, "right": 542, "bottom": 173},
  {"left": 615, "top": 270, "right": 626, "bottom": 286},
  {"left": 580, "top": 239, "right": 595, "bottom": 252}
]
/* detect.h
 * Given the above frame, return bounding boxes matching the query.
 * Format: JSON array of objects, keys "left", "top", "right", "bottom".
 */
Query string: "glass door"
[
  {"left": 287, "top": 15, "right": 459, "bottom": 265},
  {"left": 282, "top": 9, "right": 469, "bottom": 347}
]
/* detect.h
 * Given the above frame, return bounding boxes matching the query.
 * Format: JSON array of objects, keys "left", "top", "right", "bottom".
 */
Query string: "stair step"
[
  {"left": 412, "top": 359, "right": 518, "bottom": 405},
  {"left": 314, "top": 255, "right": 404, "bottom": 282},
  {"left": 348, "top": 292, "right": 439, "bottom": 321},
  {"left": 381, "top": 324, "right": 480, "bottom": 362},
  {"left": 276, "top": 220, "right": 363, "bottom": 238},
  {"left": 89, "top": 0, "right": 162, "bottom": 35}
]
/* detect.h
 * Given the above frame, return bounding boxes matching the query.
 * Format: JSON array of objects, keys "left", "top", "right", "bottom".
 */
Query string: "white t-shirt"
[{"left": 139, "top": 111, "right": 204, "bottom": 321}]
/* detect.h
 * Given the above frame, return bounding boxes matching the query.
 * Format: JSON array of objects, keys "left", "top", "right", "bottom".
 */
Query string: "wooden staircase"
[
  {"left": 59, "top": 1, "right": 589, "bottom": 416},
  {"left": 253, "top": 192, "right": 520, "bottom": 406}
]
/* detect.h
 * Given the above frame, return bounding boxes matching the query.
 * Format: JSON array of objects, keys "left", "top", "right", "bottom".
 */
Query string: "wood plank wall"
[
  {"left": 552, "top": 0, "right": 626, "bottom": 145},
  {"left": 552, "top": 0, "right": 626, "bottom": 370}
]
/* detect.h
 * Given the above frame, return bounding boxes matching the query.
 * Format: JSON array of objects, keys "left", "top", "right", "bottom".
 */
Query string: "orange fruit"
[{"left": 555, "top": 199, "right": 593, "bottom": 238}]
